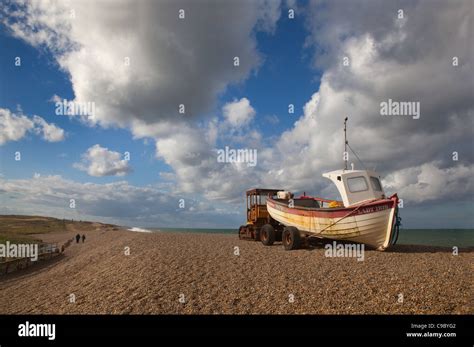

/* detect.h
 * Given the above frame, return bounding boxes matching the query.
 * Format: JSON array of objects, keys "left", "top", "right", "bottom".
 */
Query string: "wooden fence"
[{"left": 0, "top": 239, "right": 72, "bottom": 276}]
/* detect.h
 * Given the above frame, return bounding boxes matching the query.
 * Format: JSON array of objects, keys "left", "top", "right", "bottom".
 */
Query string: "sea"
[{"left": 128, "top": 228, "right": 473, "bottom": 247}]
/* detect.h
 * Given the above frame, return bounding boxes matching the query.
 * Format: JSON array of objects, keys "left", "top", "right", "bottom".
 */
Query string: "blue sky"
[
  {"left": 0, "top": 1, "right": 472, "bottom": 229},
  {"left": 224, "top": 14, "right": 318, "bottom": 135}
]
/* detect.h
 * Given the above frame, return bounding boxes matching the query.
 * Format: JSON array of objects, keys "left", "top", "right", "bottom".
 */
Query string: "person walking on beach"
[
  {"left": 75, "top": 234, "right": 80, "bottom": 243},
  {"left": 81, "top": 234, "right": 86, "bottom": 243}
]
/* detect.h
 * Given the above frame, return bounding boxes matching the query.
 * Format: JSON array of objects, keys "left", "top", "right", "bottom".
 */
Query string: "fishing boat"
[
  {"left": 266, "top": 168, "right": 400, "bottom": 250},
  {"left": 257, "top": 118, "right": 400, "bottom": 250}
]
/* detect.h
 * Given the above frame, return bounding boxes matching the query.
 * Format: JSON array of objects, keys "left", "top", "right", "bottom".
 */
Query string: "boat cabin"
[{"left": 322, "top": 169, "right": 385, "bottom": 207}]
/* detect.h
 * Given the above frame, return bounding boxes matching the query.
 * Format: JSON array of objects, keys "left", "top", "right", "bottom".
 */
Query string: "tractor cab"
[
  {"left": 246, "top": 188, "right": 282, "bottom": 225},
  {"left": 239, "top": 188, "right": 282, "bottom": 240}
]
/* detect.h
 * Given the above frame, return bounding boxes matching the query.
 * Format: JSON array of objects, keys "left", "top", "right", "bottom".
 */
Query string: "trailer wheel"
[
  {"left": 238, "top": 225, "right": 244, "bottom": 239},
  {"left": 261, "top": 224, "right": 275, "bottom": 246},
  {"left": 282, "top": 227, "right": 301, "bottom": 250}
]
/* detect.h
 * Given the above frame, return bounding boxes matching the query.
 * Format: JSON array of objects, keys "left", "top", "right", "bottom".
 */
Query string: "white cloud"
[
  {"left": 49, "top": 94, "right": 62, "bottom": 103},
  {"left": 260, "top": 0, "right": 474, "bottom": 201},
  {"left": 264, "top": 114, "right": 280, "bottom": 125},
  {"left": 1, "top": 0, "right": 281, "bottom": 129},
  {"left": 0, "top": 108, "right": 65, "bottom": 144},
  {"left": 0, "top": 175, "right": 242, "bottom": 228},
  {"left": 383, "top": 162, "right": 474, "bottom": 203},
  {"left": 222, "top": 97, "right": 256, "bottom": 128},
  {"left": 74, "top": 145, "right": 131, "bottom": 177},
  {"left": 0, "top": 108, "right": 34, "bottom": 145},
  {"left": 33, "top": 115, "right": 65, "bottom": 142}
]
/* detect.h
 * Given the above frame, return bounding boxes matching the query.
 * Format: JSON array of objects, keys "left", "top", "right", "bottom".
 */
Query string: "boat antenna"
[
  {"left": 344, "top": 117, "right": 348, "bottom": 170},
  {"left": 344, "top": 116, "right": 368, "bottom": 171}
]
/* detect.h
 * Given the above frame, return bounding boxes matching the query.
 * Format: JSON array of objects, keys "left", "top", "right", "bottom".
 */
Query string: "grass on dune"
[{"left": 0, "top": 215, "right": 93, "bottom": 244}]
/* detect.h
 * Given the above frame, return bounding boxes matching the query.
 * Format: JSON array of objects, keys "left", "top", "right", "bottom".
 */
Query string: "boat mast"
[{"left": 344, "top": 117, "right": 348, "bottom": 170}]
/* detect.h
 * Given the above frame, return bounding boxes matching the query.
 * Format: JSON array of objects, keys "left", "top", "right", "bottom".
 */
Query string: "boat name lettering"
[{"left": 358, "top": 204, "right": 389, "bottom": 215}]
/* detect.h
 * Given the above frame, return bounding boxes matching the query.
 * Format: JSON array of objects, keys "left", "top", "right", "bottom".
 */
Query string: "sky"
[{"left": 0, "top": 0, "right": 473, "bottom": 229}]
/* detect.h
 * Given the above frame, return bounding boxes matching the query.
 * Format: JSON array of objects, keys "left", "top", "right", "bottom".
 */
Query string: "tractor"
[{"left": 238, "top": 188, "right": 284, "bottom": 244}]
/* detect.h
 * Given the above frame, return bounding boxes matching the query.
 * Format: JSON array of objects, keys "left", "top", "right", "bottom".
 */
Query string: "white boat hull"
[{"left": 267, "top": 197, "right": 398, "bottom": 250}]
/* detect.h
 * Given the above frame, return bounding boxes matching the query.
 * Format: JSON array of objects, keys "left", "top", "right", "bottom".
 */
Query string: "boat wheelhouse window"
[
  {"left": 347, "top": 176, "right": 368, "bottom": 193},
  {"left": 370, "top": 177, "right": 383, "bottom": 191}
]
